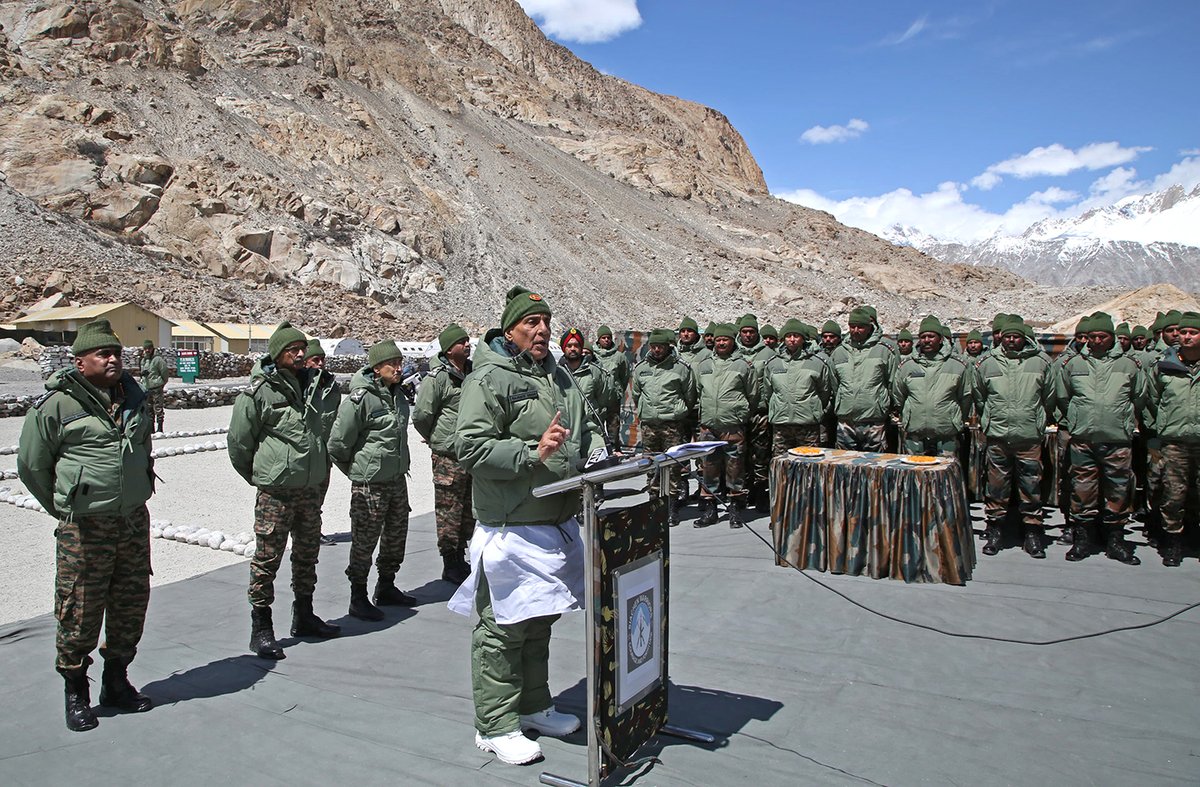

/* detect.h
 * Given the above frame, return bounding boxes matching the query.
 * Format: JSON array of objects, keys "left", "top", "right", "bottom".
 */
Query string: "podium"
[{"left": 532, "top": 443, "right": 722, "bottom": 787}]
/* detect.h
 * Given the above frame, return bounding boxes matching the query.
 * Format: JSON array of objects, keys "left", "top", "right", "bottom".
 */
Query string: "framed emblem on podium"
[{"left": 613, "top": 551, "right": 663, "bottom": 713}]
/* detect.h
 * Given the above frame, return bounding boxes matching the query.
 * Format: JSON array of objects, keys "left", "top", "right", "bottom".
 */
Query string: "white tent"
[{"left": 318, "top": 337, "right": 366, "bottom": 356}]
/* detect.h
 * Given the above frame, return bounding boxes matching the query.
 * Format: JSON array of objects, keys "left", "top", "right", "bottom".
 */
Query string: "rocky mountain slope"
[
  {"left": 890, "top": 185, "right": 1200, "bottom": 289},
  {"left": 0, "top": 0, "right": 1117, "bottom": 339}
]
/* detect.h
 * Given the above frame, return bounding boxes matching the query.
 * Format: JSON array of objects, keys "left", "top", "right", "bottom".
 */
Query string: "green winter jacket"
[
  {"left": 829, "top": 332, "right": 897, "bottom": 423},
  {"left": 738, "top": 341, "right": 776, "bottom": 415},
  {"left": 761, "top": 345, "right": 832, "bottom": 427},
  {"left": 593, "top": 343, "right": 630, "bottom": 395},
  {"left": 694, "top": 352, "right": 755, "bottom": 428},
  {"left": 412, "top": 354, "right": 471, "bottom": 457},
  {"left": 310, "top": 367, "right": 341, "bottom": 447},
  {"left": 139, "top": 354, "right": 169, "bottom": 391},
  {"left": 677, "top": 340, "right": 706, "bottom": 360},
  {"left": 893, "top": 344, "right": 972, "bottom": 438},
  {"left": 18, "top": 368, "right": 154, "bottom": 519},
  {"left": 455, "top": 330, "right": 604, "bottom": 526},
  {"left": 973, "top": 344, "right": 1057, "bottom": 443},
  {"left": 631, "top": 351, "right": 697, "bottom": 425},
  {"left": 564, "top": 357, "right": 619, "bottom": 429},
  {"left": 1056, "top": 346, "right": 1149, "bottom": 443},
  {"left": 327, "top": 366, "right": 410, "bottom": 483},
  {"left": 227, "top": 358, "right": 330, "bottom": 489},
  {"left": 1149, "top": 350, "right": 1200, "bottom": 443}
]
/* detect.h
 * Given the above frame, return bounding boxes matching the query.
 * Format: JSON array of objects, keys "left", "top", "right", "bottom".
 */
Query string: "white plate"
[
  {"left": 900, "top": 456, "right": 944, "bottom": 466},
  {"left": 788, "top": 447, "right": 825, "bottom": 459}
]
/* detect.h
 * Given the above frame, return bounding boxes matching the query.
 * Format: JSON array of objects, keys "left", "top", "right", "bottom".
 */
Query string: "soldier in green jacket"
[
  {"left": 893, "top": 316, "right": 972, "bottom": 458},
  {"left": 677, "top": 316, "right": 704, "bottom": 359},
  {"left": 820, "top": 320, "right": 843, "bottom": 358},
  {"left": 896, "top": 328, "right": 914, "bottom": 358},
  {"left": 139, "top": 339, "right": 168, "bottom": 433},
  {"left": 304, "top": 338, "right": 342, "bottom": 546},
  {"left": 693, "top": 323, "right": 756, "bottom": 528},
  {"left": 18, "top": 319, "right": 155, "bottom": 731},
  {"left": 1058, "top": 313, "right": 1150, "bottom": 565},
  {"left": 228, "top": 322, "right": 340, "bottom": 661},
  {"left": 735, "top": 314, "right": 776, "bottom": 512},
  {"left": 965, "top": 330, "right": 985, "bottom": 359},
  {"left": 631, "top": 327, "right": 697, "bottom": 525},
  {"left": 702, "top": 322, "right": 716, "bottom": 352},
  {"left": 328, "top": 340, "right": 416, "bottom": 620},
  {"left": 413, "top": 324, "right": 474, "bottom": 585},
  {"left": 829, "top": 306, "right": 898, "bottom": 452},
  {"left": 973, "top": 318, "right": 1057, "bottom": 558},
  {"left": 1147, "top": 312, "right": 1200, "bottom": 566},
  {"left": 760, "top": 323, "right": 780, "bottom": 352},
  {"left": 762, "top": 318, "right": 832, "bottom": 455},
  {"left": 448, "top": 286, "right": 605, "bottom": 767},
  {"left": 592, "top": 324, "right": 629, "bottom": 445}
]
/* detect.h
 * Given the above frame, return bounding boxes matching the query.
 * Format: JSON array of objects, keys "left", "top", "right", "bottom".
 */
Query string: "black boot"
[
  {"left": 667, "top": 496, "right": 681, "bottom": 528},
  {"left": 1065, "top": 526, "right": 1093, "bottom": 561},
  {"left": 728, "top": 498, "right": 745, "bottom": 529},
  {"left": 1105, "top": 526, "right": 1141, "bottom": 566},
  {"left": 249, "top": 606, "right": 285, "bottom": 660},
  {"left": 1058, "top": 524, "right": 1074, "bottom": 545},
  {"left": 98, "top": 659, "right": 152, "bottom": 713},
  {"left": 63, "top": 670, "right": 98, "bottom": 732},
  {"left": 676, "top": 479, "right": 690, "bottom": 506},
  {"left": 441, "top": 553, "right": 469, "bottom": 585},
  {"left": 754, "top": 486, "right": 770, "bottom": 515},
  {"left": 694, "top": 498, "right": 718, "bottom": 528},
  {"left": 1162, "top": 532, "right": 1183, "bottom": 567},
  {"left": 374, "top": 579, "right": 418, "bottom": 607},
  {"left": 291, "top": 595, "right": 342, "bottom": 638},
  {"left": 348, "top": 583, "right": 384, "bottom": 621},
  {"left": 1023, "top": 526, "right": 1046, "bottom": 559},
  {"left": 981, "top": 523, "right": 1002, "bottom": 556}
]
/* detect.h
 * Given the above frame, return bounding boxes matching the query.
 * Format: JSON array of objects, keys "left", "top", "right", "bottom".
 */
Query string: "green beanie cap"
[
  {"left": 760, "top": 323, "right": 778, "bottom": 338},
  {"left": 560, "top": 327, "right": 585, "bottom": 348},
  {"left": 678, "top": 316, "right": 698, "bottom": 332},
  {"left": 1115, "top": 322, "right": 1131, "bottom": 338},
  {"left": 992, "top": 313, "right": 1011, "bottom": 333},
  {"left": 596, "top": 324, "right": 613, "bottom": 338},
  {"left": 268, "top": 321, "right": 307, "bottom": 360},
  {"left": 439, "top": 323, "right": 469, "bottom": 353},
  {"left": 1000, "top": 317, "right": 1026, "bottom": 337},
  {"left": 1090, "top": 311, "right": 1115, "bottom": 334},
  {"left": 848, "top": 307, "right": 873, "bottom": 327},
  {"left": 1132, "top": 325, "right": 1149, "bottom": 339},
  {"left": 781, "top": 318, "right": 806, "bottom": 337},
  {"left": 967, "top": 329, "right": 983, "bottom": 343},
  {"left": 367, "top": 340, "right": 403, "bottom": 368},
  {"left": 142, "top": 339, "right": 154, "bottom": 348},
  {"left": 1076, "top": 315, "right": 1094, "bottom": 335},
  {"left": 918, "top": 315, "right": 942, "bottom": 335},
  {"left": 648, "top": 327, "right": 675, "bottom": 345},
  {"left": 1177, "top": 311, "right": 1200, "bottom": 330},
  {"left": 898, "top": 328, "right": 913, "bottom": 342},
  {"left": 72, "top": 319, "right": 122, "bottom": 355},
  {"left": 821, "top": 320, "right": 842, "bottom": 337},
  {"left": 1151, "top": 312, "right": 1166, "bottom": 332},
  {"left": 703, "top": 322, "right": 716, "bottom": 336},
  {"left": 736, "top": 313, "right": 759, "bottom": 331},
  {"left": 501, "top": 286, "right": 551, "bottom": 331},
  {"left": 713, "top": 322, "right": 737, "bottom": 339},
  {"left": 305, "top": 338, "right": 325, "bottom": 358},
  {"left": 1163, "top": 310, "right": 1183, "bottom": 328}
]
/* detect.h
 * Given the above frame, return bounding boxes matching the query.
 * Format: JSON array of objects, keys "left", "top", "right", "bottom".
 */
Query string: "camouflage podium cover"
[{"left": 771, "top": 450, "right": 975, "bottom": 584}]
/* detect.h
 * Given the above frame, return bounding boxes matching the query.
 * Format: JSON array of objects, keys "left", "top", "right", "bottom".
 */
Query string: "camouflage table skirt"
[{"left": 770, "top": 450, "right": 975, "bottom": 584}]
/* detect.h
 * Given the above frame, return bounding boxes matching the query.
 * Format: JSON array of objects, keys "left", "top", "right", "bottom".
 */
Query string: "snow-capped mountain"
[{"left": 889, "top": 185, "right": 1200, "bottom": 288}]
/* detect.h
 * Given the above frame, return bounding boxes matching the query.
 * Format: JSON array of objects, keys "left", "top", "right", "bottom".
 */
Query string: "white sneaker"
[
  {"left": 475, "top": 730, "right": 542, "bottom": 765},
  {"left": 519, "top": 707, "right": 581, "bottom": 737}
]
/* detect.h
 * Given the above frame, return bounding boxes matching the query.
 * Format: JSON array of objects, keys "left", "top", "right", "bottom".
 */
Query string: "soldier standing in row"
[
  {"left": 965, "top": 330, "right": 985, "bottom": 359},
  {"left": 735, "top": 314, "right": 775, "bottom": 512},
  {"left": 896, "top": 329, "right": 914, "bottom": 358},
  {"left": 328, "top": 341, "right": 417, "bottom": 620},
  {"left": 631, "top": 328, "right": 696, "bottom": 526},
  {"left": 677, "top": 316, "right": 704, "bottom": 359},
  {"left": 762, "top": 319, "right": 831, "bottom": 456},
  {"left": 694, "top": 323, "right": 755, "bottom": 528},
  {"left": 1149, "top": 312, "right": 1200, "bottom": 566},
  {"left": 228, "top": 322, "right": 341, "bottom": 661},
  {"left": 304, "top": 339, "right": 342, "bottom": 547},
  {"left": 893, "top": 316, "right": 972, "bottom": 458},
  {"left": 592, "top": 325, "right": 629, "bottom": 445},
  {"left": 139, "top": 339, "right": 168, "bottom": 433},
  {"left": 820, "top": 321, "right": 842, "bottom": 358},
  {"left": 413, "top": 324, "right": 475, "bottom": 585},
  {"left": 19, "top": 319, "right": 156, "bottom": 731},
  {"left": 830, "top": 307, "right": 896, "bottom": 452}
]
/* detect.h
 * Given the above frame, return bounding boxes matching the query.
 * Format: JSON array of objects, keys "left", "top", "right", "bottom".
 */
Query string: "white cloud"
[
  {"left": 518, "top": 0, "right": 642, "bottom": 44},
  {"left": 1026, "top": 187, "right": 1080, "bottom": 204},
  {"left": 971, "top": 141, "right": 1151, "bottom": 190},
  {"left": 1180, "top": 148, "right": 1200, "bottom": 156},
  {"left": 881, "top": 16, "right": 928, "bottom": 46},
  {"left": 1151, "top": 156, "right": 1200, "bottom": 190},
  {"left": 800, "top": 118, "right": 869, "bottom": 145}
]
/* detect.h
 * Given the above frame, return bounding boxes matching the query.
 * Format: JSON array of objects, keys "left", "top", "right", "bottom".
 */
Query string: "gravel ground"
[{"left": 0, "top": 404, "right": 435, "bottom": 625}]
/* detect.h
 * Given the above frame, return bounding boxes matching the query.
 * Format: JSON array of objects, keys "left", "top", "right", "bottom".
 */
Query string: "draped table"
[{"left": 770, "top": 449, "right": 975, "bottom": 584}]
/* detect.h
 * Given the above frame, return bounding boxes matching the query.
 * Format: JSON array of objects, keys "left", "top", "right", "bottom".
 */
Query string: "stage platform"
[{"left": 2, "top": 496, "right": 1199, "bottom": 786}]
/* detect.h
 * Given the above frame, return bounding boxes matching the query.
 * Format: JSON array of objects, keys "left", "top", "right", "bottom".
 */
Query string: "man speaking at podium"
[{"left": 448, "top": 285, "right": 607, "bottom": 766}]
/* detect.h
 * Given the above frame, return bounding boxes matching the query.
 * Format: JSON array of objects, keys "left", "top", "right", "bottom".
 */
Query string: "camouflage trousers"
[
  {"left": 146, "top": 386, "right": 165, "bottom": 430},
  {"left": 346, "top": 477, "right": 410, "bottom": 585},
  {"left": 1069, "top": 440, "right": 1133, "bottom": 528},
  {"left": 771, "top": 424, "right": 824, "bottom": 457},
  {"left": 640, "top": 420, "right": 688, "bottom": 497},
  {"left": 699, "top": 424, "right": 746, "bottom": 499},
  {"left": 1155, "top": 441, "right": 1199, "bottom": 535},
  {"left": 606, "top": 412, "right": 623, "bottom": 450},
  {"left": 432, "top": 453, "right": 474, "bottom": 556},
  {"left": 249, "top": 486, "right": 323, "bottom": 608},
  {"left": 54, "top": 506, "right": 151, "bottom": 675},
  {"left": 745, "top": 413, "right": 773, "bottom": 491},
  {"left": 835, "top": 421, "right": 888, "bottom": 452},
  {"left": 985, "top": 440, "right": 1044, "bottom": 527},
  {"left": 903, "top": 434, "right": 960, "bottom": 458}
]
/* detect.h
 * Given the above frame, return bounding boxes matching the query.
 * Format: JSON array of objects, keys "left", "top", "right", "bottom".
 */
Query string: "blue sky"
[{"left": 517, "top": 1, "right": 1200, "bottom": 242}]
